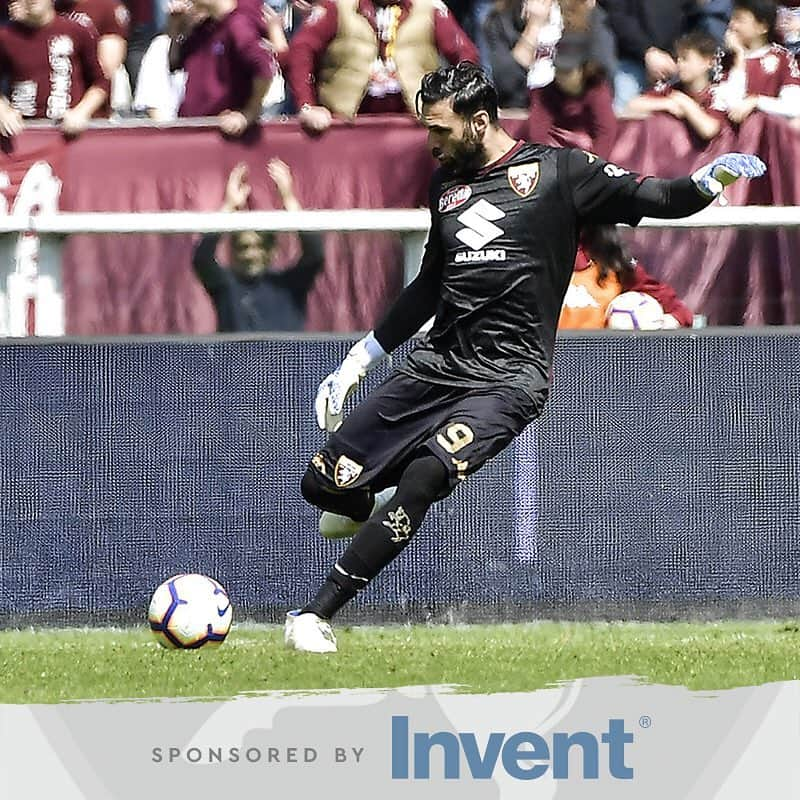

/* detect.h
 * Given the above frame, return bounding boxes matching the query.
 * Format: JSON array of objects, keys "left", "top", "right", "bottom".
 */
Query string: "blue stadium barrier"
[{"left": 1, "top": 331, "right": 798, "bottom": 625}]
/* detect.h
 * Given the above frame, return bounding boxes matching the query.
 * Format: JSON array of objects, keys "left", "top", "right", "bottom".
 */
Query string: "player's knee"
[
  {"left": 301, "top": 463, "right": 331, "bottom": 508},
  {"left": 398, "top": 454, "right": 450, "bottom": 505}
]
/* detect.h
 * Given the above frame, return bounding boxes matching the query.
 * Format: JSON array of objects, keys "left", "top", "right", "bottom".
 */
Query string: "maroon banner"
[{"left": 0, "top": 113, "right": 797, "bottom": 333}]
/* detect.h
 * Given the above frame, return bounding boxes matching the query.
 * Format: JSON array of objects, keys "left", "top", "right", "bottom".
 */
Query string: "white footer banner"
[{"left": 1, "top": 678, "right": 798, "bottom": 798}]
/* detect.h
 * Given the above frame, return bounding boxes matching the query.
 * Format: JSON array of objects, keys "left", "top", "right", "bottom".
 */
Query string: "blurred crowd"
[
  {"left": 0, "top": 0, "right": 796, "bottom": 334},
  {"left": 0, "top": 0, "right": 795, "bottom": 140}
]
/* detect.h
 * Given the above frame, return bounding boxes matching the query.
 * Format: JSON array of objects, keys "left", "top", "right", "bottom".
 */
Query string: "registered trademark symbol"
[{"left": 639, "top": 715, "right": 652, "bottom": 729}]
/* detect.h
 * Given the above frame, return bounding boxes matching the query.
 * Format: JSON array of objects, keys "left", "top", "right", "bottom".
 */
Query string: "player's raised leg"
[
  {"left": 286, "top": 452, "right": 450, "bottom": 653},
  {"left": 303, "top": 362, "right": 452, "bottom": 541},
  {"left": 300, "top": 457, "right": 376, "bottom": 528},
  {"left": 318, "top": 487, "right": 398, "bottom": 539},
  {"left": 305, "top": 332, "right": 403, "bottom": 539},
  {"left": 287, "top": 388, "right": 544, "bottom": 653},
  {"left": 300, "top": 461, "right": 397, "bottom": 539}
]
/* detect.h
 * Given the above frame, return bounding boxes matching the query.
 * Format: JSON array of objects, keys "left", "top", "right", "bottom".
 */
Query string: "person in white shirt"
[
  {"left": 717, "top": 0, "right": 800, "bottom": 123},
  {"left": 133, "top": 31, "right": 186, "bottom": 119}
]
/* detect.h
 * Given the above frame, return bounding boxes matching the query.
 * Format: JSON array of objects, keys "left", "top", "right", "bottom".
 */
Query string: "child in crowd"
[
  {"left": 559, "top": 225, "right": 693, "bottom": 330},
  {"left": 717, "top": 0, "right": 800, "bottom": 122},
  {"left": 528, "top": 31, "right": 616, "bottom": 158},
  {"left": 625, "top": 32, "right": 727, "bottom": 141},
  {"left": 778, "top": 4, "right": 800, "bottom": 54}
]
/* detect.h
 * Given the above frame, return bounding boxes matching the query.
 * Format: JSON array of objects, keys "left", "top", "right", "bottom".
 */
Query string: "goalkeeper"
[{"left": 286, "top": 61, "right": 766, "bottom": 653}]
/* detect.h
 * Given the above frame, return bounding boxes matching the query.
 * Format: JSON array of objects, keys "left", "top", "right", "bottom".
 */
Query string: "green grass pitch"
[{"left": 2, "top": 621, "right": 799, "bottom": 704}]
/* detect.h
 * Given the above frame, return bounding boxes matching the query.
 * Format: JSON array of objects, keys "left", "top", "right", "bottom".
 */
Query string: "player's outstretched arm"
[
  {"left": 372, "top": 260, "right": 441, "bottom": 352},
  {"left": 567, "top": 149, "right": 767, "bottom": 224},
  {"left": 631, "top": 153, "right": 767, "bottom": 218}
]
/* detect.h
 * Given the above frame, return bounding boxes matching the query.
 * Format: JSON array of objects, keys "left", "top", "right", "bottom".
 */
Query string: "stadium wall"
[{"left": 1, "top": 331, "right": 798, "bottom": 626}]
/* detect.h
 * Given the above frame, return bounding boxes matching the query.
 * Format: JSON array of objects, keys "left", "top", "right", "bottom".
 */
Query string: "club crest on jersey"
[
  {"left": 439, "top": 185, "right": 472, "bottom": 213},
  {"left": 334, "top": 455, "right": 363, "bottom": 488},
  {"left": 507, "top": 164, "right": 540, "bottom": 198}
]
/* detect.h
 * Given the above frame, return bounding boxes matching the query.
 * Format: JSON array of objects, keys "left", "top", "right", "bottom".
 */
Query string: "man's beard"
[{"left": 446, "top": 125, "right": 487, "bottom": 176}]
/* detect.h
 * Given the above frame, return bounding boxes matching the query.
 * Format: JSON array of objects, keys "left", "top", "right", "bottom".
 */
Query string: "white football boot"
[
  {"left": 319, "top": 486, "right": 397, "bottom": 539},
  {"left": 284, "top": 610, "right": 337, "bottom": 653}
]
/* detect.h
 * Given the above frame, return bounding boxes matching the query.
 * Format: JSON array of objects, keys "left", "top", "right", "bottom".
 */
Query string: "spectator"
[
  {"left": 440, "top": 0, "right": 494, "bottom": 74},
  {"left": 690, "top": 0, "right": 733, "bottom": 42},
  {"left": 717, "top": 0, "right": 800, "bottom": 121},
  {"left": 258, "top": 5, "right": 291, "bottom": 115},
  {"left": 0, "top": 0, "right": 110, "bottom": 136},
  {"left": 193, "top": 160, "right": 325, "bottom": 332},
  {"left": 56, "top": 0, "right": 129, "bottom": 79},
  {"left": 626, "top": 32, "right": 726, "bottom": 141},
  {"left": 216, "top": 3, "right": 289, "bottom": 115},
  {"left": 55, "top": 0, "right": 131, "bottom": 113},
  {"left": 485, "top": 0, "right": 561, "bottom": 108},
  {"left": 471, "top": 0, "right": 496, "bottom": 75},
  {"left": 286, "top": 0, "right": 479, "bottom": 134},
  {"left": 123, "top": 0, "right": 156, "bottom": 93},
  {"left": 9, "top": 0, "right": 129, "bottom": 112},
  {"left": 168, "top": 0, "right": 276, "bottom": 136},
  {"left": 231, "top": 0, "right": 301, "bottom": 112},
  {"left": 778, "top": 3, "right": 800, "bottom": 53},
  {"left": 262, "top": 0, "right": 312, "bottom": 41},
  {"left": 138, "top": 5, "right": 287, "bottom": 119},
  {"left": 133, "top": 27, "right": 191, "bottom": 118},
  {"left": 558, "top": 224, "right": 693, "bottom": 329},
  {"left": 528, "top": 32, "right": 616, "bottom": 157},
  {"left": 485, "top": 0, "right": 616, "bottom": 109},
  {"left": 603, "top": 0, "right": 696, "bottom": 113}
]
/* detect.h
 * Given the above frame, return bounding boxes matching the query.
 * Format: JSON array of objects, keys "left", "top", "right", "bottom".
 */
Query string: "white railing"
[
  {"left": 1, "top": 205, "right": 799, "bottom": 336},
  {"left": 0, "top": 204, "right": 798, "bottom": 234}
]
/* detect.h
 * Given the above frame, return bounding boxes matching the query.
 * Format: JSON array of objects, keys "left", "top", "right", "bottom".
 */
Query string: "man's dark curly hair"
[{"left": 415, "top": 61, "right": 499, "bottom": 122}]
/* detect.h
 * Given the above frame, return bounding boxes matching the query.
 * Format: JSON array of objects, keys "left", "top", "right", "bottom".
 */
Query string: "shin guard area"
[{"left": 304, "top": 455, "right": 449, "bottom": 619}]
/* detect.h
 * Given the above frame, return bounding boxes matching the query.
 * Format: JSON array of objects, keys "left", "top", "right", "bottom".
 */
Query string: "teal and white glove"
[
  {"left": 314, "top": 332, "right": 387, "bottom": 432},
  {"left": 691, "top": 153, "right": 767, "bottom": 199}
]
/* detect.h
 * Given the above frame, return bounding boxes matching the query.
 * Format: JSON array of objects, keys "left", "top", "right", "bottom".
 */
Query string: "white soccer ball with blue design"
[
  {"left": 148, "top": 573, "right": 233, "bottom": 649},
  {"left": 606, "top": 291, "right": 665, "bottom": 330}
]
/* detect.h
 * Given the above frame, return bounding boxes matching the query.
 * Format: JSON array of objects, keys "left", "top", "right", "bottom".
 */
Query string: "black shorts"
[{"left": 310, "top": 371, "right": 547, "bottom": 494}]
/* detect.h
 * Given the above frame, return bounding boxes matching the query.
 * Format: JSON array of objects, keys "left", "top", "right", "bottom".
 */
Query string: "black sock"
[
  {"left": 302, "top": 552, "right": 371, "bottom": 618},
  {"left": 303, "top": 454, "right": 449, "bottom": 619}
]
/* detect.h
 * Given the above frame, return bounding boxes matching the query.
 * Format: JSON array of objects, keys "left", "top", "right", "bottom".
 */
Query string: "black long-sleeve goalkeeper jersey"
[{"left": 374, "top": 141, "right": 710, "bottom": 400}]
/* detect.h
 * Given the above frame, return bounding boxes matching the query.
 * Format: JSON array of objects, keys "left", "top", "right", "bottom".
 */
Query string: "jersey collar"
[{"left": 477, "top": 139, "right": 526, "bottom": 177}]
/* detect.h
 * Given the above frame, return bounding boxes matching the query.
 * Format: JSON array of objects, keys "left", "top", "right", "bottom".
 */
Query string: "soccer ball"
[
  {"left": 606, "top": 291, "right": 665, "bottom": 330},
  {"left": 148, "top": 573, "right": 233, "bottom": 649}
]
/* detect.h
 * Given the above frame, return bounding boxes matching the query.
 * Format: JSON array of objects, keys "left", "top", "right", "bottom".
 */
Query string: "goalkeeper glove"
[
  {"left": 314, "top": 331, "right": 387, "bottom": 432},
  {"left": 691, "top": 153, "right": 767, "bottom": 200}
]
